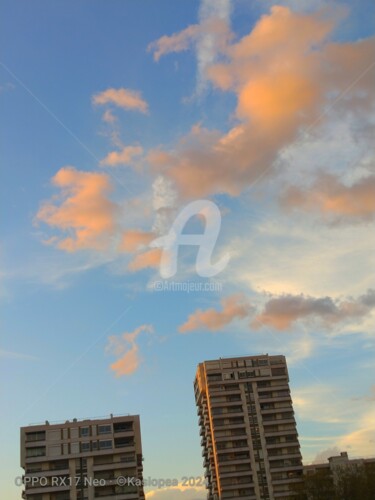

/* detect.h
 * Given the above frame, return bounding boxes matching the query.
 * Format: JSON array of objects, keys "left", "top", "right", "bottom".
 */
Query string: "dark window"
[
  {"left": 114, "top": 421, "right": 133, "bottom": 432},
  {"left": 80, "top": 427, "right": 90, "bottom": 437},
  {"left": 99, "top": 440, "right": 112, "bottom": 449},
  {"left": 26, "top": 431, "right": 46, "bottom": 442},
  {"left": 26, "top": 447, "right": 45, "bottom": 458},
  {"left": 98, "top": 424, "right": 111, "bottom": 435}
]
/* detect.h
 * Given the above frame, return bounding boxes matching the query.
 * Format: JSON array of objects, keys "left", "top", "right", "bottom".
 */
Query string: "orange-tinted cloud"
[
  {"left": 128, "top": 248, "right": 162, "bottom": 272},
  {"left": 102, "top": 109, "right": 117, "bottom": 123},
  {"left": 253, "top": 289, "right": 375, "bottom": 330},
  {"left": 146, "top": 482, "right": 206, "bottom": 499},
  {"left": 179, "top": 293, "right": 253, "bottom": 333},
  {"left": 281, "top": 174, "right": 375, "bottom": 222},
  {"left": 148, "top": 6, "right": 375, "bottom": 197},
  {"left": 100, "top": 145, "right": 143, "bottom": 167},
  {"left": 119, "top": 230, "right": 156, "bottom": 253},
  {"left": 93, "top": 87, "right": 148, "bottom": 113},
  {"left": 36, "top": 166, "right": 116, "bottom": 252},
  {"left": 106, "top": 324, "right": 153, "bottom": 377},
  {"left": 148, "top": 24, "right": 200, "bottom": 61}
]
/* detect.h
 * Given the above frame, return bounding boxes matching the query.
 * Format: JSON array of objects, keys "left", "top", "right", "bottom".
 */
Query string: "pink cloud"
[
  {"left": 148, "top": 6, "right": 375, "bottom": 198},
  {"left": 179, "top": 293, "right": 253, "bottom": 333},
  {"left": 36, "top": 166, "right": 116, "bottom": 251},
  {"left": 93, "top": 87, "right": 148, "bottom": 113},
  {"left": 119, "top": 230, "right": 156, "bottom": 253},
  {"left": 106, "top": 324, "right": 153, "bottom": 377},
  {"left": 128, "top": 248, "right": 162, "bottom": 272},
  {"left": 281, "top": 173, "right": 375, "bottom": 222},
  {"left": 100, "top": 145, "right": 143, "bottom": 167},
  {"left": 148, "top": 24, "right": 200, "bottom": 61}
]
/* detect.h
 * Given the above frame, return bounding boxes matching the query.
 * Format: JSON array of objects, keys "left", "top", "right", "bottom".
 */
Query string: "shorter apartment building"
[
  {"left": 20, "top": 414, "right": 144, "bottom": 500},
  {"left": 304, "top": 450, "right": 375, "bottom": 482}
]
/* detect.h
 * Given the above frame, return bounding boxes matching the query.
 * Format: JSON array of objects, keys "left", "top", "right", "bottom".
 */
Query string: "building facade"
[
  {"left": 20, "top": 414, "right": 144, "bottom": 500},
  {"left": 304, "top": 451, "right": 375, "bottom": 497},
  {"left": 194, "top": 354, "right": 303, "bottom": 500}
]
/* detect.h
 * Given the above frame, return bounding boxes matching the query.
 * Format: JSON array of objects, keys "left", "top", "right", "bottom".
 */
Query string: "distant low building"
[
  {"left": 20, "top": 414, "right": 144, "bottom": 500},
  {"left": 303, "top": 451, "right": 375, "bottom": 500},
  {"left": 304, "top": 451, "right": 375, "bottom": 476}
]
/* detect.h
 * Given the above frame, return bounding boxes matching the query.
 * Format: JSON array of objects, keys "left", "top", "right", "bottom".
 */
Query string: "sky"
[{"left": 1, "top": 0, "right": 375, "bottom": 498}]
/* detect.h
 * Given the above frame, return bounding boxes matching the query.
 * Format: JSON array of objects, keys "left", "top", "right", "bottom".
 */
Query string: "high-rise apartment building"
[
  {"left": 20, "top": 414, "right": 144, "bottom": 500},
  {"left": 194, "top": 354, "right": 303, "bottom": 500}
]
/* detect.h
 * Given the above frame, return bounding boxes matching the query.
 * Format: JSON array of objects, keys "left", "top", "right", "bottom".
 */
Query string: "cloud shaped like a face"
[
  {"left": 179, "top": 293, "right": 254, "bottom": 333},
  {"left": 93, "top": 87, "right": 148, "bottom": 114},
  {"left": 106, "top": 324, "right": 154, "bottom": 377},
  {"left": 36, "top": 167, "right": 116, "bottom": 251},
  {"left": 148, "top": 6, "right": 375, "bottom": 198},
  {"left": 281, "top": 173, "right": 375, "bottom": 223}
]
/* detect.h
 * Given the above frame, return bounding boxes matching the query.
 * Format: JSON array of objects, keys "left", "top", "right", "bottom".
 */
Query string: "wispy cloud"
[
  {"left": 281, "top": 173, "right": 375, "bottom": 223},
  {"left": 148, "top": 0, "right": 232, "bottom": 95},
  {"left": 106, "top": 324, "right": 154, "bottom": 377},
  {"left": 100, "top": 145, "right": 143, "bottom": 167},
  {"left": 93, "top": 87, "right": 148, "bottom": 114},
  {"left": 0, "top": 349, "right": 38, "bottom": 361},
  {"left": 179, "top": 293, "right": 254, "bottom": 333}
]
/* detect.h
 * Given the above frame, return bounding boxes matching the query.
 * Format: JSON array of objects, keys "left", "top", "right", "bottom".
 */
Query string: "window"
[
  {"left": 92, "top": 441, "right": 98, "bottom": 450},
  {"left": 26, "top": 446, "right": 46, "bottom": 458},
  {"left": 99, "top": 440, "right": 112, "bottom": 449},
  {"left": 115, "top": 437, "right": 134, "bottom": 448},
  {"left": 120, "top": 453, "right": 135, "bottom": 463},
  {"left": 26, "top": 431, "right": 46, "bottom": 442},
  {"left": 98, "top": 424, "right": 111, "bottom": 435},
  {"left": 81, "top": 442, "right": 90, "bottom": 452},
  {"left": 114, "top": 421, "right": 133, "bottom": 433},
  {"left": 80, "top": 427, "right": 90, "bottom": 437}
]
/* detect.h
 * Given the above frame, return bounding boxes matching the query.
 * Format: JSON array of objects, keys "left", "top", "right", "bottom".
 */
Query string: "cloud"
[
  {"left": 312, "top": 447, "right": 341, "bottom": 464},
  {"left": 36, "top": 167, "right": 116, "bottom": 252},
  {"left": 102, "top": 109, "right": 117, "bottom": 123},
  {"left": 148, "top": 0, "right": 232, "bottom": 94},
  {"left": 128, "top": 248, "right": 162, "bottom": 272},
  {"left": 337, "top": 409, "right": 375, "bottom": 458},
  {"left": 253, "top": 289, "right": 375, "bottom": 330},
  {"left": 0, "top": 349, "right": 38, "bottom": 361},
  {"left": 93, "top": 87, "right": 148, "bottom": 113},
  {"left": 120, "top": 230, "right": 156, "bottom": 253},
  {"left": 148, "top": 25, "right": 201, "bottom": 62},
  {"left": 152, "top": 175, "right": 178, "bottom": 234},
  {"left": 148, "top": 6, "right": 375, "bottom": 197},
  {"left": 293, "top": 385, "right": 348, "bottom": 425},
  {"left": 106, "top": 324, "right": 153, "bottom": 377},
  {"left": 146, "top": 483, "right": 206, "bottom": 500},
  {"left": 281, "top": 173, "right": 375, "bottom": 223},
  {"left": 295, "top": 384, "right": 375, "bottom": 463},
  {"left": 100, "top": 145, "right": 143, "bottom": 167},
  {"left": 179, "top": 293, "right": 253, "bottom": 333}
]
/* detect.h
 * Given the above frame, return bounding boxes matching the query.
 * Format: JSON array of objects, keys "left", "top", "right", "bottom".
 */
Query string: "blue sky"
[{"left": 1, "top": 1, "right": 375, "bottom": 499}]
